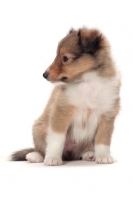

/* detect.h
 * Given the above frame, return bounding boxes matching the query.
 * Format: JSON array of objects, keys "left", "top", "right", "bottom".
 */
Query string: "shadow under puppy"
[{"left": 12, "top": 28, "right": 120, "bottom": 165}]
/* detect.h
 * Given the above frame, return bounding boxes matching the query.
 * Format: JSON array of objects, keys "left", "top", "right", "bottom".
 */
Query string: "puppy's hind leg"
[
  {"left": 80, "top": 142, "right": 95, "bottom": 161},
  {"left": 26, "top": 152, "right": 44, "bottom": 163},
  {"left": 81, "top": 151, "right": 95, "bottom": 161},
  {"left": 32, "top": 114, "right": 49, "bottom": 163}
]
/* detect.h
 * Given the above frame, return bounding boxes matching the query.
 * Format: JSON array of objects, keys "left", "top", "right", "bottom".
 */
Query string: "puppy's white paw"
[
  {"left": 81, "top": 151, "right": 95, "bottom": 161},
  {"left": 44, "top": 157, "right": 63, "bottom": 166},
  {"left": 96, "top": 155, "right": 114, "bottom": 164},
  {"left": 26, "top": 152, "right": 44, "bottom": 163}
]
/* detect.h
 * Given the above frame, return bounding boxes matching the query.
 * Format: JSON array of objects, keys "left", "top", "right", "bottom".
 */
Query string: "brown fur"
[
  {"left": 11, "top": 28, "right": 120, "bottom": 163},
  {"left": 12, "top": 148, "right": 35, "bottom": 161}
]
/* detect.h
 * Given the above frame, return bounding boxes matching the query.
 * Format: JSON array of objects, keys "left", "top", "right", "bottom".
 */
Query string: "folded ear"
[{"left": 78, "top": 29, "right": 103, "bottom": 54}]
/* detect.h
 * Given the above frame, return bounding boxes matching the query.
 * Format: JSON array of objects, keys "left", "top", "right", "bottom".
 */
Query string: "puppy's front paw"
[
  {"left": 44, "top": 157, "right": 63, "bottom": 166},
  {"left": 96, "top": 155, "right": 114, "bottom": 164}
]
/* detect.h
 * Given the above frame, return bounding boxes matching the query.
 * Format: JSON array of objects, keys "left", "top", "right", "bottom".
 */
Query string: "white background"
[{"left": 0, "top": 0, "right": 133, "bottom": 200}]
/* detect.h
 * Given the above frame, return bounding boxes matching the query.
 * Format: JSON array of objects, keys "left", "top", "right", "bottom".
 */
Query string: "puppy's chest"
[
  {"left": 70, "top": 108, "right": 99, "bottom": 143},
  {"left": 66, "top": 75, "right": 117, "bottom": 114},
  {"left": 65, "top": 76, "right": 118, "bottom": 143}
]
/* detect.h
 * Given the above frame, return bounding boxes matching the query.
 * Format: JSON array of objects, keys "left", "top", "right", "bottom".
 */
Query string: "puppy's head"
[{"left": 43, "top": 28, "right": 110, "bottom": 83}]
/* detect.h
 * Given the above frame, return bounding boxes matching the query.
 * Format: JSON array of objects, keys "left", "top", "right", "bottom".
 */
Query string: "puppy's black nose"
[{"left": 43, "top": 71, "right": 49, "bottom": 79}]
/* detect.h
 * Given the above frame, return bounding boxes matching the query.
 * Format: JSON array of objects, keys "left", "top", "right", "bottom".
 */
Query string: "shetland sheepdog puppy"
[{"left": 11, "top": 28, "right": 120, "bottom": 165}]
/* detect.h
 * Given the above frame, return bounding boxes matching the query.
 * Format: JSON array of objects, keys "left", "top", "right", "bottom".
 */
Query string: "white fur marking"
[
  {"left": 44, "top": 157, "right": 63, "bottom": 166},
  {"left": 95, "top": 144, "right": 114, "bottom": 164},
  {"left": 66, "top": 71, "right": 120, "bottom": 114},
  {"left": 71, "top": 109, "right": 99, "bottom": 143},
  {"left": 81, "top": 151, "right": 95, "bottom": 161},
  {"left": 26, "top": 152, "right": 43, "bottom": 163},
  {"left": 65, "top": 71, "right": 119, "bottom": 145},
  {"left": 44, "top": 127, "right": 66, "bottom": 166}
]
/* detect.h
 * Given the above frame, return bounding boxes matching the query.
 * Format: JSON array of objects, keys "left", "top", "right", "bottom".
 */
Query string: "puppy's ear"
[
  {"left": 69, "top": 28, "right": 75, "bottom": 34},
  {"left": 78, "top": 29, "right": 103, "bottom": 54}
]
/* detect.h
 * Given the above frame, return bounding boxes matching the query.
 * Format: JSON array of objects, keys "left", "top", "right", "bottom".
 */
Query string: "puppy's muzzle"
[{"left": 43, "top": 71, "right": 49, "bottom": 79}]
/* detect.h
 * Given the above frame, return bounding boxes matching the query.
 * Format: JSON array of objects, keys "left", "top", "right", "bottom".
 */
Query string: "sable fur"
[
  {"left": 12, "top": 148, "right": 35, "bottom": 161},
  {"left": 11, "top": 28, "right": 120, "bottom": 165}
]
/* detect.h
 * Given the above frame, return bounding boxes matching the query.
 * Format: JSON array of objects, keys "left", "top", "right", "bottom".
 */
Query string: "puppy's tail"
[{"left": 11, "top": 148, "right": 35, "bottom": 161}]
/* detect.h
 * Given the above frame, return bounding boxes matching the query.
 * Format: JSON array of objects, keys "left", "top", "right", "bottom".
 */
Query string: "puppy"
[{"left": 11, "top": 28, "right": 120, "bottom": 165}]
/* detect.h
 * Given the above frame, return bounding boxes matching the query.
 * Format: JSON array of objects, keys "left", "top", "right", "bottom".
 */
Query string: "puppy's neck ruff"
[{"left": 64, "top": 71, "right": 119, "bottom": 114}]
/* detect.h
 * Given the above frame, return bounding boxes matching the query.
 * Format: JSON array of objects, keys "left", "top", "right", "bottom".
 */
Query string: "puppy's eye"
[{"left": 62, "top": 56, "right": 68, "bottom": 62}]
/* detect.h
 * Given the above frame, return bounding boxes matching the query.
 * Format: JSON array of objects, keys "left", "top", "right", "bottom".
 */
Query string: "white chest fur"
[
  {"left": 70, "top": 108, "right": 99, "bottom": 143},
  {"left": 65, "top": 71, "right": 120, "bottom": 143}
]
